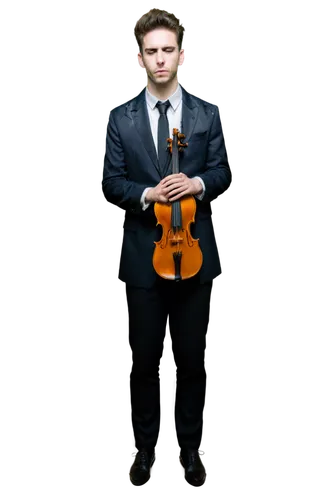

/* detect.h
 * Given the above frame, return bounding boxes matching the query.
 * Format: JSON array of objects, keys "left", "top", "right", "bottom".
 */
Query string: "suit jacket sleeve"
[
  {"left": 102, "top": 110, "right": 147, "bottom": 213},
  {"left": 199, "top": 105, "right": 231, "bottom": 203}
]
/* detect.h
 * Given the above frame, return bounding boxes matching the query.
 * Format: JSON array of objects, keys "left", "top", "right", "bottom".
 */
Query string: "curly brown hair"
[{"left": 134, "top": 8, "right": 185, "bottom": 54}]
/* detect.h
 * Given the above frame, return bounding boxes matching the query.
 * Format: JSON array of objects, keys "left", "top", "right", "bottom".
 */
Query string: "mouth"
[{"left": 155, "top": 70, "right": 168, "bottom": 74}]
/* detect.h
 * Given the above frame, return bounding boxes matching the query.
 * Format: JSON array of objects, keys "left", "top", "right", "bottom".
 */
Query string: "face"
[{"left": 138, "top": 28, "right": 184, "bottom": 86}]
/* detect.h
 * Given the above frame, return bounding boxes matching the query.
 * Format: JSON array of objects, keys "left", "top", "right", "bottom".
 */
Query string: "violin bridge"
[{"left": 171, "top": 237, "right": 183, "bottom": 245}]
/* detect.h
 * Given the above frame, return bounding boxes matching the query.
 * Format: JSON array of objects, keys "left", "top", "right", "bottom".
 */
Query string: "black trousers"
[{"left": 126, "top": 277, "right": 213, "bottom": 451}]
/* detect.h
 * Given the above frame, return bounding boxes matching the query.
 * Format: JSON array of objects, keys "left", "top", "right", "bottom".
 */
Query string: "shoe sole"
[{"left": 127, "top": 472, "right": 152, "bottom": 488}]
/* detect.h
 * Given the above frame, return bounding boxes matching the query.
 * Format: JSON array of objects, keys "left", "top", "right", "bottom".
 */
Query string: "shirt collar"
[{"left": 145, "top": 83, "right": 182, "bottom": 111}]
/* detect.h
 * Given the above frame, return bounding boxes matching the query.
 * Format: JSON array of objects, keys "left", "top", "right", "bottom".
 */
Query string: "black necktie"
[{"left": 156, "top": 100, "right": 171, "bottom": 174}]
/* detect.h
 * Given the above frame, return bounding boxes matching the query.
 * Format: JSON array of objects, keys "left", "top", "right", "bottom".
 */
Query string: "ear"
[
  {"left": 178, "top": 49, "right": 184, "bottom": 66},
  {"left": 138, "top": 52, "right": 145, "bottom": 69}
]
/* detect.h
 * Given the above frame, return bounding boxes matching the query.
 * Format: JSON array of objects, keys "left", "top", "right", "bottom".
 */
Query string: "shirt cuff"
[
  {"left": 140, "top": 187, "right": 152, "bottom": 211},
  {"left": 193, "top": 176, "right": 205, "bottom": 201}
]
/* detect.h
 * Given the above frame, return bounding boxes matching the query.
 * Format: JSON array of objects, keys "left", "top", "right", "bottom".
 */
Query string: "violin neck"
[
  {"left": 171, "top": 136, "right": 181, "bottom": 230},
  {"left": 172, "top": 144, "right": 179, "bottom": 174}
]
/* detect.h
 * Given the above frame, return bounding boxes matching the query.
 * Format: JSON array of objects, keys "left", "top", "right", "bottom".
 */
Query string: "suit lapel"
[
  {"left": 127, "top": 89, "right": 161, "bottom": 177},
  {"left": 180, "top": 85, "right": 199, "bottom": 143}
]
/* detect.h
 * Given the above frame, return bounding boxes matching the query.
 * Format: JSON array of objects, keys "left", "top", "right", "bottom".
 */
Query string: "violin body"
[
  {"left": 153, "top": 195, "right": 202, "bottom": 280},
  {"left": 152, "top": 128, "right": 203, "bottom": 281}
]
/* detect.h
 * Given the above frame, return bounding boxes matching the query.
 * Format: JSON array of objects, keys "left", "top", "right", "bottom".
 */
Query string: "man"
[{"left": 102, "top": 9, "right": 231, "bottom": 487}]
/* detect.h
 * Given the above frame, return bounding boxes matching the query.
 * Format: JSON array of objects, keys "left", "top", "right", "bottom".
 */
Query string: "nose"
[{"left": 156, "top": 49, "right": 165, "bottom": 65}]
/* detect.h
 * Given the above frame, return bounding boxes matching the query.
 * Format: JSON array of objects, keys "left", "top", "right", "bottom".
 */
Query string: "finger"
[
  {"left": 161, "top": 184, "right": 174, "bottom": 194},
  {"left": 169, "top": 194, "right": 184, "bottom": 202},
  {"left": 163, "top": 182, "right": 184, "bottom": 194},
  {"left": 163, "top": 179, "right": 184, "bottom": 190},
  {"left": 161, "top": 173, "right": 179, "bottom": 183},
  {"left": 168, "top": 187, "right": 188, "bottom": 199},
  {"left": 161, "top": 176, "right": 180, "bottom": 187}
]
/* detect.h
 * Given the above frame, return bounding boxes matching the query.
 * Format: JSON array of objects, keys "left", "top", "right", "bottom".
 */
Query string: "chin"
[{"left": 152, "top": 76, "right": 170, "bottom": 85}]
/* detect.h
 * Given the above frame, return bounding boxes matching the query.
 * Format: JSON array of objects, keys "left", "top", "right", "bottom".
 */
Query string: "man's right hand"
[{"left": 145, "top": 183, "right": 169, "bottom": 203}]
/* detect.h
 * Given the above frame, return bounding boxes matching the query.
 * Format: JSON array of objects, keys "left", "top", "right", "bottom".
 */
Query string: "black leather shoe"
[
  {"left": 180, "top": 449, "right": 206, "bottom": 486},
  {"left": 129, "top": 449, "right": 155, "bottom": 486}
]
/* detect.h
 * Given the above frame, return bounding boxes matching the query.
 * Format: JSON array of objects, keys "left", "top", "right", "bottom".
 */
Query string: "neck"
[{"left": 147, "top": 77, "right": 179, "bottom": 101}]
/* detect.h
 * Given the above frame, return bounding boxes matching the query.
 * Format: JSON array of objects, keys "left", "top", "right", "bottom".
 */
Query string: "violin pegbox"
[
  {"left": 167, "top": 128, "right": 188, "bottom": 154},
  {"left": 177, "top": 132, "right": 188, "bottom": 153}
]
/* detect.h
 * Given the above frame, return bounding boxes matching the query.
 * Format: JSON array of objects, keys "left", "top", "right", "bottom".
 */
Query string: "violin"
[{"left": 152, "top": 128, "right": 203, "bottom": 281}]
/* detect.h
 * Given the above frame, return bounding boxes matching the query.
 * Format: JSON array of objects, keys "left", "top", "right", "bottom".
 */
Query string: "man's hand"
[{"left": 145, "top": 173, "right": 203, "bottom": 203}]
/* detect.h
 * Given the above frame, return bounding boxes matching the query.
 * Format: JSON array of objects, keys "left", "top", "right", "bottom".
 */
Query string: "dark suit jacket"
[{"left": 102, "top": 85, "right": 231, "bottom": 287}]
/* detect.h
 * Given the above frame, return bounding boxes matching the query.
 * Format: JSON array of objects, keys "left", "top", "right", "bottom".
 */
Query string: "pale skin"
[{"left": 138, "top": 28, "right": 203, "bottom": 203}]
